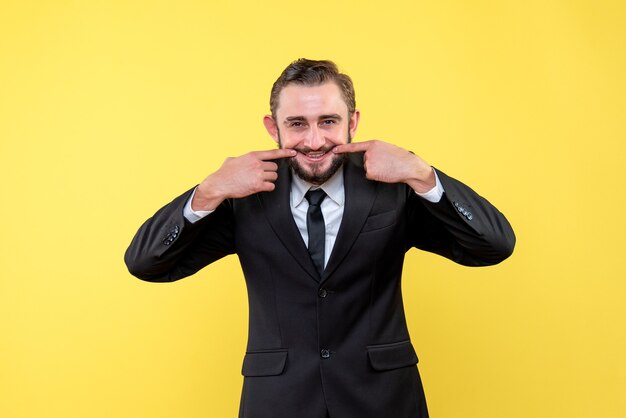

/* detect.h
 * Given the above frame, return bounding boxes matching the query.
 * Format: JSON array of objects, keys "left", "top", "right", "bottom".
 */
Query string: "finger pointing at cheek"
[{"left": 332, "top": 141, "right": 372, "bottom": 154}]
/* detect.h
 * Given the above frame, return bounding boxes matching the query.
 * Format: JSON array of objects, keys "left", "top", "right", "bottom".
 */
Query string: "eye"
[
  {"left": 290, "top": 121, "right": 303, "bottom": 128},
  {"left": 321, "top": 119, "right": 336, "bottom": 125}
]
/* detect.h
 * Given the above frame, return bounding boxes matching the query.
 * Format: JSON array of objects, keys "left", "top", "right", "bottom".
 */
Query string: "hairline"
[{"left": 271, "top": 79, "right": 353, "bottom": 121}]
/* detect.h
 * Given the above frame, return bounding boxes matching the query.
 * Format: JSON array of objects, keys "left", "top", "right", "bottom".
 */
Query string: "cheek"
[
  {"left": 279, "top": 135, "right": 300, "bottom": 148},
  {"left": 328, "top": 128, "right": 350, "bottom": 145},
  {"left": 277, "top": 130, "right": 298, "bottom": 148}
]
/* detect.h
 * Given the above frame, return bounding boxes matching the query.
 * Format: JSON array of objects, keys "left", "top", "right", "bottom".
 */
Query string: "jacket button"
[
  {"left": 320, "top": 349, "right": 330, "bottom": 359},
  {"left": 318, "top": 288, "right": 328, "bottom": 298}
]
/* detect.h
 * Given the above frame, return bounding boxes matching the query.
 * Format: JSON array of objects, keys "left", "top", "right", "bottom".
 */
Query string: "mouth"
[{"left": 295, "top": 145, "right": 337, "bottom": 162}]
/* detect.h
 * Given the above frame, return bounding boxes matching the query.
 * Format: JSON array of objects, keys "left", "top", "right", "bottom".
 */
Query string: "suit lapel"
[
  {"left": 259, "top": 155, "right": 378, "bottom": 284},
  {"left": 258, "top": 160, "right": 320, "bottom": 282},
  {"left": 322, "top": 153, "right": 378, "bottom": 283}
]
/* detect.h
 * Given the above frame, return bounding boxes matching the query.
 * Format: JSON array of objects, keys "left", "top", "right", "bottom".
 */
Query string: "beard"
[
  {"left": 288, "top": 146, "right": 347, "bottom": 185},
  {"left": 278, "top": 130, "right": 351, "bottom": 186}
]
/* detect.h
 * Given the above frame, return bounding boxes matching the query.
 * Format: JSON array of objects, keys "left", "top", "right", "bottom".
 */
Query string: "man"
[{"left": 125, "top": 59, "right": 515, "bottom": 418}]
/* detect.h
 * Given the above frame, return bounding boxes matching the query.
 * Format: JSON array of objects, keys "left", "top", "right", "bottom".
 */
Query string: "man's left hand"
[{"left": 333, "top": 140, "right": 436, "bottom": 193}]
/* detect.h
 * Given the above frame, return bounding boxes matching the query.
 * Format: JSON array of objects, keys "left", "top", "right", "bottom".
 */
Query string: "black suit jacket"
[{"left": 125, "top": 153, "right": 515, "bottom": 418}]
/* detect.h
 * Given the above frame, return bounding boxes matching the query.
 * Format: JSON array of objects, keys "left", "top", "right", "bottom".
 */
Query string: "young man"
[{"left": 125, "top": 59, "right": 515, "bottom": 418}]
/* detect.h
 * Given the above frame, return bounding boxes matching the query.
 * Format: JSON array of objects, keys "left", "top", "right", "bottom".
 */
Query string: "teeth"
[{"left": 306, "top": 152, "right": 325, "bottom": 158}]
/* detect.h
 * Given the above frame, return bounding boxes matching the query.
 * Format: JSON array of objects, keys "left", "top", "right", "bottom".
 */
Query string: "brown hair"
[{"left": 270, "top": 58, "right": 356, "bottom": 119}]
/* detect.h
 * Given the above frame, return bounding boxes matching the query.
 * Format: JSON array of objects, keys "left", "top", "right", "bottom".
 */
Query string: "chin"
[{"left": 289, "top": 153, "right": 347, "bottom": 185}]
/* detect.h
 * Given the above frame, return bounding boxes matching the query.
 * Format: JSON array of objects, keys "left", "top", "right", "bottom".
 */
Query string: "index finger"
[
  {"left": 332, "top": 142, "right": 371, "bottom": 154},
  {"left": 252, "top": 148, "right": 297, "bottom": 160}
]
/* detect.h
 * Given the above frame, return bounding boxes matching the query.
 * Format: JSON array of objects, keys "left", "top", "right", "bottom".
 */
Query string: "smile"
[
  {"left": 295, "top": 145, "right": 337, "bottom": 162},
  {"left": 302, "top": 151, "right": 328, "bottom": 161}
]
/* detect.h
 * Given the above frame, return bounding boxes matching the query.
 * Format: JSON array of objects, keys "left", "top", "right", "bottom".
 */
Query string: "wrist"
[
  {"left": 192, "top": 177, "right": 226, "bottom": 211},
  {"left": 406, "top": 165, "right": 436, "bottom": 194}
]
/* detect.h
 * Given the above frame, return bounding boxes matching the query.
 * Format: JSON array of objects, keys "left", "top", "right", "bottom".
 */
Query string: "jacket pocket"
[
  {"left": 367, "top": 340, "right": 418, "bottom": 371},
  {"left": 361, "top": 209, "right": 397, "bottom": 233},
  {"left": 241, "top": 349, "right": 288, "bottom": 377}
]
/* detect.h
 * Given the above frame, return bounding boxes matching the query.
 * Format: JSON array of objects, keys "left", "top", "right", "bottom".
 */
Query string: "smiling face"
[{"left": 264, "top": 82, "right": 360, "bottom": 185}]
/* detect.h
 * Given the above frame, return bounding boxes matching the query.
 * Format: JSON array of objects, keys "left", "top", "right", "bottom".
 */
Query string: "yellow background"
[{"left": 1, "top": 0, "right": 625, "bottom": 417}]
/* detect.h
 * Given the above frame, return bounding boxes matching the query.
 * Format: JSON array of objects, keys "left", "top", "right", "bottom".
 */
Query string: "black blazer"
[{"left": 125, "top": 153, "right": 515, "bottom": 418}]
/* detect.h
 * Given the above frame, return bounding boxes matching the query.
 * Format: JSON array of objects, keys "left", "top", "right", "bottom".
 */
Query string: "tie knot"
[{"left": 305, "top": 189, "right": 327, "bottom": 207}]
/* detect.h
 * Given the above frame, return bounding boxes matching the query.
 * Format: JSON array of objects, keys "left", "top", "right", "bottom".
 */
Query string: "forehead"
[{"left": 276, "top": 82, "right": 348, "bottom": 119}]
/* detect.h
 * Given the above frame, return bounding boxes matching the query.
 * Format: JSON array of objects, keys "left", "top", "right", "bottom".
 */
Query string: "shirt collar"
[{"left": 291, "top": 166, "right": 345, "bottom": 208}]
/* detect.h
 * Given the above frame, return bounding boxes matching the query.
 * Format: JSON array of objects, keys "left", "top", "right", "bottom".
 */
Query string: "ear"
[
  {"left": 263, "top": 115, "right": 280, "bottom": 144},
  {"left": 349, "top": 110, "right": 360, "bottom": 139}
]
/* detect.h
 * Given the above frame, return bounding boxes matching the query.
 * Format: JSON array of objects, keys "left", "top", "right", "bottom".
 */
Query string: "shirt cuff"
[
  {"left": 415, "top": 169, "right": 444, "bottom": 203},
  {"left": 183, "top": 187, "right": 214, "bottom": 223}
]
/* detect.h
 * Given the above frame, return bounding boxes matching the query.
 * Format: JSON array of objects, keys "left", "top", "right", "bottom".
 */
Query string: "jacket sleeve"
[
  {"left": 124, "top": 186, "right": 236, "bottom": 282},
  {"left": 406, "top": 168, "right": 516, "bottom": 266}
]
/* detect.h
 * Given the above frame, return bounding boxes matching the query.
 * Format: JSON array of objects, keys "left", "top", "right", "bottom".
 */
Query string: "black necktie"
[{"left": 305, "top": 189, "right": 327, "bottom": 277}]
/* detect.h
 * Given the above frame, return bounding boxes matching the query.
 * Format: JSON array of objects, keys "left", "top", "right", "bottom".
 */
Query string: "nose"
[{"left": 304, "top": 125, "right": 324, "bottom": 150}]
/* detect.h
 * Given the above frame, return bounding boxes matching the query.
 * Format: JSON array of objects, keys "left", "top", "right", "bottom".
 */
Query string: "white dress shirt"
[
  {"left": 290, "top": 167, "right": 345, "bottom": 269},
  {"left": 183, "top": 167, "right": 445, "bottom": 269}
]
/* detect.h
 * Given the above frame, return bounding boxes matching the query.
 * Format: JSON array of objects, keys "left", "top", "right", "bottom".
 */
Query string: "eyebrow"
[
  {"left": 319, "top": 114, "right": 342, "bottom": 121},
  {"left": 283, "top": 114, "right": 343, "bottom": 124},
  {"left": 284, "top": 116, "right": 306, "bottom": 123}
]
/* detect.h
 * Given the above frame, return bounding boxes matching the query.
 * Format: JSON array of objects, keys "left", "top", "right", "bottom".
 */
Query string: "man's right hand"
[{"left": 191, "top": 148, "right": 296, "bottom": 212}]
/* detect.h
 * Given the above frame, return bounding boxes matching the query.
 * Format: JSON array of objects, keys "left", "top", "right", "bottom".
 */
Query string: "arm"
[
  {"left": 124, "top": 187, "right": 236, "bottom": 282},
  {"left": 124, "top": 148, "right": 297, "bottom": 282},
  {"left": 406, "top": 168, "right": 515, "bottom": 266},
  {"left": 333, "top": 140, "right": 515, "bottom": 266}
]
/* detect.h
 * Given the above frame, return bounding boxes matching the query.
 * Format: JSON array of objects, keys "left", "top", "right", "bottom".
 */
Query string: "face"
[{"left": 264, "top": 82, "right": 360, "bottom": 185}]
